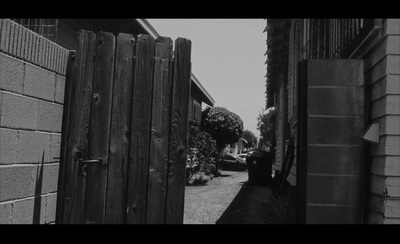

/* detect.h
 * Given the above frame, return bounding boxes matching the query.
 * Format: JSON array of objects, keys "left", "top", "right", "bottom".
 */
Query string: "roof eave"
[
  {"left": 136, "top": 19, "right": 215, "bottom": 107},
  {"left": 135, "top": 19, "right": 160, "bottom": 38},
  {"left": 191, "top": 73, "right": 215, "bottom": 106}
]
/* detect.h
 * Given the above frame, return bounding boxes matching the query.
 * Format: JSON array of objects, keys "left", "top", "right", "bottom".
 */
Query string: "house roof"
[
  {"left": 264, "top": 19, "right": 291, "bottom": 108},
  {"left": 135, "top": 19, "right": 215, "bottom": 107},
  {"left": 190, "top": 73, "right": 215, "bottom": 106},
  {"left": 135, "top": 19, "right": 160, "bottom": 38}
]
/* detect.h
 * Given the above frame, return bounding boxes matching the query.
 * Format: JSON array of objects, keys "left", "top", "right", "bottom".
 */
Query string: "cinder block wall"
[
  {"left": 0, "top": 19, "right": 69, "bottom": 224},
  {"left": 364, "top": 19, "right": 400, "bottom": 224}
]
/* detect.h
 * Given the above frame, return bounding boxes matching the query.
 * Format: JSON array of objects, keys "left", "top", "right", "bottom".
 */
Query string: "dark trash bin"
[{"left": 246, "top": 149, "right": 273, "bottom": 186}]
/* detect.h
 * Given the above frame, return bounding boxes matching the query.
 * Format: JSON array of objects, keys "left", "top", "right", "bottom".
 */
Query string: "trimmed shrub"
[
  {"left": 186, "top": 120, "right": 218, "bottom": 185},
  {"left": 201, "top": 106, "right": 244, "bottom": 151}
]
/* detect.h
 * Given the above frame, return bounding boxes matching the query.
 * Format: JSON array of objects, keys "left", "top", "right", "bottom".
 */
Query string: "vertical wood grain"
[
  {"left": 165, "top": 38, "right": 191, "bottom": 224},
  {"left": 59, "top": 30, "right": 96, "bottom": 223},
  {"left": 105, "top": 33, "right": 135, "bottom": 224},
  {"left": 84, "top": 31, "right": 115, "bottom": 224},
  {"left": 146, "top": 36, "right": 174, "bottom": 224},
  {"left": 55, "top": 50, "right": 75, "bottom": 223},
  {"left": 126, "top": 34, "right": 155, "bottom": 224},
  {"left": 56, "top": 31, "right": 192, "bottom": 224}
]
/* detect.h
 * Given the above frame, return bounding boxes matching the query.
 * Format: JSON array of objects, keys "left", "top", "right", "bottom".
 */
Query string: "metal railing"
[
  {"left": 11, "top": 18, "right": 58, "bottom": 42},
  {"left": 300, "top": 19, "right": 376, "bottom": 59}
]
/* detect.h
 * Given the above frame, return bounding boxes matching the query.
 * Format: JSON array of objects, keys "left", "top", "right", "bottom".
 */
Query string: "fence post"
[
  {"left": 55, "top": 50, "right": 75, "bottom": 224},
  {"left": 56, "top": 30, "right": 96, "bottom": 223}
]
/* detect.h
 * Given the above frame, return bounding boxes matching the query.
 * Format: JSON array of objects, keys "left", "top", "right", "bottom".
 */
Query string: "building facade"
[{"left": 265, "top": 19, "right": 400, "bottom": 224}]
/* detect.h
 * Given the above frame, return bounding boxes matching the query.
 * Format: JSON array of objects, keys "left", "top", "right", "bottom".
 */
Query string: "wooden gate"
[
  {"left": 296, "top": 59, "right": 366, "bottom": 224},
  {"left": 55, "top": 30, "right": 191, "bottom": 224}
]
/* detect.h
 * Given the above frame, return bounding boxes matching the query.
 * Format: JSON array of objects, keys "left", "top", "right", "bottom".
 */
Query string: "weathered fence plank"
[
  {"left": 126, "top": 34, "right": 156, "bottom": 224},
  {"left": 55, "top": 50, "right": 75, "bottom": 223},
  {"left": 166, "top": 38, "right": 192, "bottom": 224},
  {"left": 146, "top": 36, "right": 174, "bottom": 224},
  {"left": 58, "top": 30, "right": 96, "bottom": 223},
  {"left": 105, "top": 33, "right": 135, "bottom": 224},
  {"left": 84, "top": 32, "right": 116, "bottom": 224}
]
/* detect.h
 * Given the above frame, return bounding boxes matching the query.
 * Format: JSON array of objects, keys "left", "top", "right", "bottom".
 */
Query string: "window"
[{"left": 193, "top": 99, "right": 201, "bottom": 123}]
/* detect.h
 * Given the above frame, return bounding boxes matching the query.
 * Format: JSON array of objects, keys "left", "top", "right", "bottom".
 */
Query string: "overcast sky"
[{"left": 147, "top": 19, "right": 268, "bottom": 138}]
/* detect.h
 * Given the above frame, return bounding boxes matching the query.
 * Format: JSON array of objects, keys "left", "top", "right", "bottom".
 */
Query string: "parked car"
[
  {"left": 237, "top": 153, "right": 248, "bottom": 160},
  {"left": 222, "top": 152, "right": 247, "bottom": 171}
]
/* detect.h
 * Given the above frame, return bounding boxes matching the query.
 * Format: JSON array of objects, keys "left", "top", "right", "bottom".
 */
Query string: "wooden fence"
[{"left": 56, "top": 30, "right": 191, "bottom": 224}]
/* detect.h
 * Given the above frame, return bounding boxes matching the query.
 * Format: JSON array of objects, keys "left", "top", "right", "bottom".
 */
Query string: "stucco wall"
[{"left": 0, "top": 19, "right": 69, "bottom": 224}]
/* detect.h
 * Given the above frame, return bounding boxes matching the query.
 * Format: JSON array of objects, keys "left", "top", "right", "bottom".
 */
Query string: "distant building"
[
  {"left": 189, "top": 73, "right": 215, "bottom": 123},
  {"left": 228, "top": 138, "right": 248, "bottom": 155}
]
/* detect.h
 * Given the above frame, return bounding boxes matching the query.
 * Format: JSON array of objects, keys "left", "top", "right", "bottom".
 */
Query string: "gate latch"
[{"left": 79, "top": 159, "right": 102, "bottom": 164}]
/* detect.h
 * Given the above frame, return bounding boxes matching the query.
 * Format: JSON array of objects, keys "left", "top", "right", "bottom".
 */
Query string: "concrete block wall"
[
  {"left": 303, "top": 60, "right": 365, "bottom": 224},
  {"left": 0, "top": 19, "right": 69, "bottom": 224},
  {"left": 364, "top": 19, "right": 400, "bottom": 224}
]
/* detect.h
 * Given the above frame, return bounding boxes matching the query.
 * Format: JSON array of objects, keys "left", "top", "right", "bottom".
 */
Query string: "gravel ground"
[{"left": 183, "top": 170, "right": 248, "bottom": 224}]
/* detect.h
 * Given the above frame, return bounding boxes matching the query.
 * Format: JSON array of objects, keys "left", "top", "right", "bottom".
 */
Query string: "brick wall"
[
  {"left": 364, "top": 19, "right": 400, "bottom": 224},
  {"left": 0, "top": 19, "right": 69, "bottom": 224}
]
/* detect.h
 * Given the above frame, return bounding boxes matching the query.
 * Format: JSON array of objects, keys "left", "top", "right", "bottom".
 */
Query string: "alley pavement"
[{"left": 184, "top": 170, "right": 295, "bottom": 224}]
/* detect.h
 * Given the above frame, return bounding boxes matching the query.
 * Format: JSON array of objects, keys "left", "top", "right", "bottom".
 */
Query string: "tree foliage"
[
  {"left": 241, "top": 129, "right": 258, "bottom": 149},
  {"left": 257, "top": 107, "right": 276, "bottom": 148},
  {"left": 201, "top": 106, "right": 244, "bottom": 151}
]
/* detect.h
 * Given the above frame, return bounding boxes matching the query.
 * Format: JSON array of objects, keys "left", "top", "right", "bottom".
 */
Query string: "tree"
[
  {"left": 257, "top": 107, "right": 276, "bottom": 150},
  {"left": 241, "top": 129, "right": 258, "bottom": 149},
  {"left": 201, "top": 106, "right": 244, "bottom": 152}
]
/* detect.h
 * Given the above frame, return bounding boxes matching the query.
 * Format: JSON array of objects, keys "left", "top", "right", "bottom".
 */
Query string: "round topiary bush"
[{"left": 201, "top": 106, "right": 244, "bottom": 152}]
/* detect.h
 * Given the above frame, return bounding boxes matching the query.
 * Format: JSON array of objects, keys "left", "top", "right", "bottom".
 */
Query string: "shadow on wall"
[{"left": 32, "top": 151, "right": 44, "bottom": 224}]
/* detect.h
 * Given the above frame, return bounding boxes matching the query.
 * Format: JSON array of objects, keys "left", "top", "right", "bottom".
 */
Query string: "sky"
[{"left": 147, "top": 19, "right": 268, "bottom": 138}]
